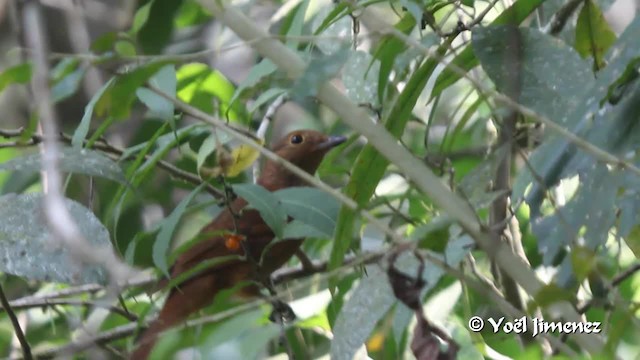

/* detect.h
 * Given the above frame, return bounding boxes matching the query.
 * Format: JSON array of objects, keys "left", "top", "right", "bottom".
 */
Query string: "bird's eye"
[{"left": 290, "top": 134, "right": 304, "bottom": 144}]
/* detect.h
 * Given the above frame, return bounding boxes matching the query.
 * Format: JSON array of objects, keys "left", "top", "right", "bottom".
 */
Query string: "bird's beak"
[{"left": 316, "top": 135, "right": 347, "bottom": 151}]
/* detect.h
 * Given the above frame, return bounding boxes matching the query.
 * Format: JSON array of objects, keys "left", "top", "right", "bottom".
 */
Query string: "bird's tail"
[{"left": 130, "top": 274, "right": 218, "bottom": 359}]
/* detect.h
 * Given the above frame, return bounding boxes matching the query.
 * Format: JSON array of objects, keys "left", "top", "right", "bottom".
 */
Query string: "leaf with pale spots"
[
  {"left": 0, "top": 193, "right": 111, "bottom": 285},
  {"left": 0, "top": 147, "right": 127, "bottom": 184}
]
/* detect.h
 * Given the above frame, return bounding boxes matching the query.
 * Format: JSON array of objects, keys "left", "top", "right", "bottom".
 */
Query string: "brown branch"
[
  {"left": 0, "top": 283, "right": 32, "bottom": 359},
  {"left": 546, "top": 0, "right": 584, "bottom": 35},
  {"left": 8, "top": 273, "right": 155, "bottom": 309}
]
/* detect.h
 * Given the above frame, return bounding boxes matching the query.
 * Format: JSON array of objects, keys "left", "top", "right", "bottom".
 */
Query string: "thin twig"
[
  {"left": 577, "top": 263, "right": 640, "bottom": 314},
  {"left": 1, "top": 298, "right": 137, "bottom": 322},
  {"left": 253, "top": 93, "right": 287, "bottom": 182},
  {"left": 544, "top": 0, "right": 584, "bottom": 35},
  {"left": 0, "top": 128, "right": 225, "bottom": 199},
  {"left": 0, "top": 283, "right": 32, "bottom": 359},
  {"left": 14, "top": 33, "right": 378, "bottom": 65},
  {"left": 8, "top": 272, "right": 155, "bottom": 308}
]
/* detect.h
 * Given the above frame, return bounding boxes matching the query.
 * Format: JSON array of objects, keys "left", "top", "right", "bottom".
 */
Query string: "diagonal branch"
[{"left": 0, "top": 283, "right": 31, "bottom": 359}]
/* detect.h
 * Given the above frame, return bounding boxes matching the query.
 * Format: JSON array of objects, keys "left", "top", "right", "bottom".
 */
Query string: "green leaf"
[
  {"left": 472, "top": 25, "right": 592, "bottom": 122},
  {"left": 0, "top": 147, "right": 126, "bottom": 184},
  {"left": 121, "top": 123, "right": 204, "bottom": 160},
  {"left": 136, "top": 65, "right": 177, "bottom": 119},
  {"left": 274, "top": 187, "right": 340, "bottom": 238},
  {"left": 514, "top": 16, "right": 640, "bottom": 215},
  {"left": 201, "top": 309, "right": 280, "bottom": 358},
  {"left": 399, "top": 0, "right": 423, "bottom": 28},
  {"left": 233, "top": 184, "right": 287, "bottom": 239},
  {"left": 290, "top": 47, "right": 351, "bottom": 100},
  {"left": 72, "top": 78, "right": 115, "bottom": 148},
  {"left": 531, "top": 284, "right": 576, "bottom": 309},
  {"left": 0, "top": 193, "right": 111, "bottom": 285},
  {"left": 575, "top": 0, "right": 617, "bottom": 71},
  {"left": 50, "top": 58, "right": 79, "bottom": 82},
  {"left": 229, "top": 59, "right": 278, "bottom": 108},
  {"left": 372, "top": 14, "right": 415, "bottom": 102},
  {"left": 312, "top": 3, "right": 349, "bottom": 36},
  {"left": 131, "top": 1, "right": 152, "bottom": 34},
  {"left": 137, "top": 0, "right": 185, "bottom": 54},
  {"left": 175, "top": 0, "right": 212, "bottom": 28},
  {"left": 96, "top": 61, "right": 172, "bottom": 119},
  {"left": 431, "top": 0, "right": 546, "bottom": 100},
  {"left": 342, "top": 51, "right": 380, "bottom": 106},
  {"left": 247, "top": 87, "right": 287, "bottom": 114},
  {"left": 311, "top": 4, "right": 352, "bottom": 55},
  {"left": 472, "top": 25, "right": 595, "bottom": 214},
  {"left": 106, "top": 122, "right": 171, "bottom": 248},
  {"left": 176, "top": 63, "right": 246, "bottom": 123},
  {"left": 409, "top": 216, "right": 453, "bottom": 252},
  {"left": 91, "top": 31, "right": 119, "bottom": 53},
  {"left": 284, "top": 0, "right": 310, "bottom": 46},
  {"left": 330, "top": 266, "right": 396, "bottom": 360},
  {"left": 51, "top": 67, "right": 86, "bottom": 103},
  {"left": 0, "top": 63, "right": 32, "bottom": 93},
  {"left": 196, "top": 131, "right": 231, "bottom": 171},
  {"left": 282, "top": 220, "right": 328, "bottom": 239},
  {"left": 153, "top": 183, "right": 205, "bottom": 276}
]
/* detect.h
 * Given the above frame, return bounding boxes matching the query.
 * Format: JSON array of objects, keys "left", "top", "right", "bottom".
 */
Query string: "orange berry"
[{"left": 224, "top": 233, "right": 244, "bottom": 251}]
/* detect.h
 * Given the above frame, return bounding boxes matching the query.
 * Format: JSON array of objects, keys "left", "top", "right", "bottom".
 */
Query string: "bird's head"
[{"left": 259, "top": 130, "right": 346, "bottom": 190}]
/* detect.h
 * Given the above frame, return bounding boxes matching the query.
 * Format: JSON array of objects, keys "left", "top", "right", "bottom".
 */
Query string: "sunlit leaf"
[
  {"left": 224, "top": 140, "right": 263, "bottom": 177},
  {"left": 176, "top": 63, "right": 246, "bottom": 123},
  {"left": 575, "top": 0, "right": 617, "bottom": 71},
  {"left": 0, "top": 63, "right": 32, "bottom": 93},
  {"left": 175, "top": 0, "right": 211, "bottom": 28}
]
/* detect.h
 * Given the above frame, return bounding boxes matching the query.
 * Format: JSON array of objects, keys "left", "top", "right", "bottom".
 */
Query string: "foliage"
[{"left": 0, "top": 0, "right": 639, "bottom": 358}]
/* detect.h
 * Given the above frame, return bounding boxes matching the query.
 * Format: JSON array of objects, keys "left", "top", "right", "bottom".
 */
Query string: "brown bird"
[{"left": 131, "top": 129, "right": 346, "bottom": 359}]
